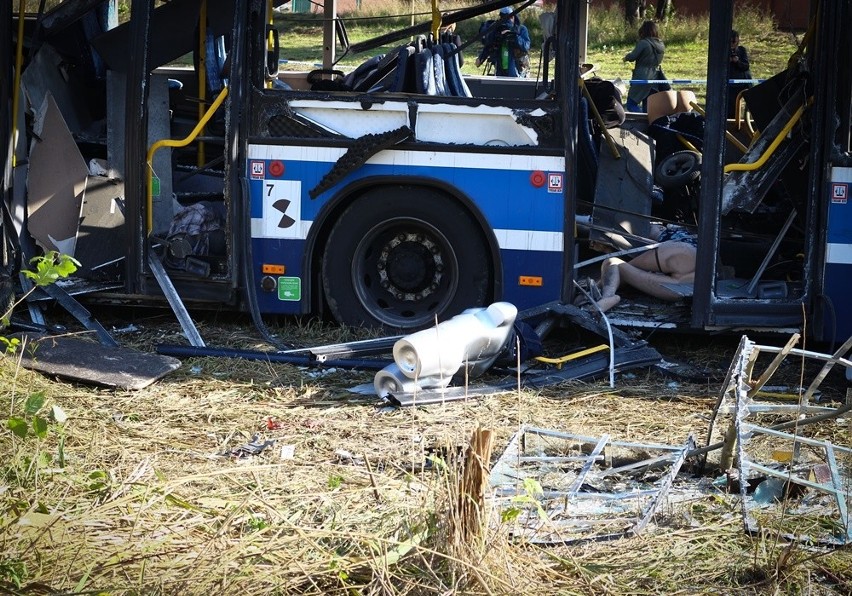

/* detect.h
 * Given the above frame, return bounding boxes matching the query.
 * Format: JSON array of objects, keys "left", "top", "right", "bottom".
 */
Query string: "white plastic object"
[
  {"left": 388, "top": 302, "right": 516, "bottom": 387},
  {"left": 374, "top": 363, "right": 423, "bottom": 397}
]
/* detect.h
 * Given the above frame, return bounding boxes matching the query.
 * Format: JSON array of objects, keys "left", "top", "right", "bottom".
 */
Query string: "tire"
[
  {"left": 655, "top": 150, "right": 702, "bottom": 190},
  {"left": 322, "top": 187, "right": 491, "bottom": 331}
]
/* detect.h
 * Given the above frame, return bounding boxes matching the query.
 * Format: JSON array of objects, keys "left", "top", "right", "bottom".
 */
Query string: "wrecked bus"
[{"left": 1, "top": 0, "right": 851, "bottom": 344}]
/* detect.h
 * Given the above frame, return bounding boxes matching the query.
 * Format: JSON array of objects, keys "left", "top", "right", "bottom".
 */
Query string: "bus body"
[{"left": 3, "top": 0, "right": 852, "bottom": 342}]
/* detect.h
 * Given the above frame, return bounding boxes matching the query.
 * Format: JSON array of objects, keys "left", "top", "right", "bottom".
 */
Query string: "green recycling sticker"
[{"left": 278, "top": 277, "right": 301, "bottom": 301}]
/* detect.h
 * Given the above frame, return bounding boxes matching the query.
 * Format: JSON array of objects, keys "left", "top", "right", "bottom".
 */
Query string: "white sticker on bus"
[{"left": 262, "top": 180, "right": 302, "bottom": 239}]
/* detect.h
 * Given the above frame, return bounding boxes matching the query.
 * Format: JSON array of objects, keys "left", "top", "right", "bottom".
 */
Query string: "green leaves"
[
  {"left": 0, "top": 560, "right": 28, "bottom": 590},
  {"left": 0, "top": 336, "right": 20, "bottom": 354},
  {"left": 501, "top": 478, "right": 549, "bottom": 524},
  {"left": 32, "top": 416, "right": 48, "bottom": 439},
  {"left": 3, "top": 251, "right": 79, "bottom": 351},
  {"left": 25, "top": 391, "right": 46, "bottom": 415},
  {"left": 5, "top": 415, "right": 48, "bottom": 439},
  {"left": 6, "top": 392, "right": 52, "bottom": 440},
  {"left": 7, "top": 417, "right": 28, "bottom": 439},
  {"left": 21, "top": 251, "right": 80, "bottom": 287}
]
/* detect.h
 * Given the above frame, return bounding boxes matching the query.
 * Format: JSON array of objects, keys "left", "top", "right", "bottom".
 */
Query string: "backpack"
[{"left": 584, "top": 78, "right": 626, "bottom": 128}]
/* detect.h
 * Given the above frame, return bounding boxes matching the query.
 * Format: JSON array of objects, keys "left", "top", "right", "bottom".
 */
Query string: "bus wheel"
[{"left": 322, "top": 187, "right": 491, "bottom": 331}]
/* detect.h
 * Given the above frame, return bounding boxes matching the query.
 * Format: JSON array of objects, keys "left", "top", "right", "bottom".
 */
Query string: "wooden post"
[{"left": 454, "top": 426, "right": 495, "bottom": 544}]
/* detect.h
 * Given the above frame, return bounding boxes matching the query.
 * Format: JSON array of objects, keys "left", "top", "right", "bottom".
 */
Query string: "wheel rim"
[
  {"left": 351, "top": 217, "right": 459, "bottom": 328},
  {"left": 665, "top": 153, "right": 698, "bottom": 177}
]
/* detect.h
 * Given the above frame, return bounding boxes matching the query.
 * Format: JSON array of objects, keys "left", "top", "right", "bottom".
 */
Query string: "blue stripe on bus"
[{"left": 250, "top": 160, "right": 565, "bottom": 232}]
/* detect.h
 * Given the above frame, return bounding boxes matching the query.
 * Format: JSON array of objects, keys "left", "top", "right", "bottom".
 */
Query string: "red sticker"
[{"left": 269, "top": 160, "right": 285, "bottom": 177}]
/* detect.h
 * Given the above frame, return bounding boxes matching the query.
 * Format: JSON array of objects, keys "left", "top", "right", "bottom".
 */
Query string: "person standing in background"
[
  {"left": 623, "top": 20, "right": 667, "bottom": 112},
  {"left": 727, "top": 30, "right": 753, "bottom": 118}
]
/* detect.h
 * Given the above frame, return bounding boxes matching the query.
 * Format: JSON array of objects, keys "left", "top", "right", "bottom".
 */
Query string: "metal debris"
[
  {"left": 220, "top": 434, "right": 276, "bottom": 459},
  {"left": 489, "top": 426, "right": 700, "bottom": 544},
  {"left": 706, "top": 333, "right": 852, "bottom": 546}
]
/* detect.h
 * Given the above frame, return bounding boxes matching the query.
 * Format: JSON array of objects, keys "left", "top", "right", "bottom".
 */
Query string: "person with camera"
[
  {"left": 475, "top": 6, "right": 531, "bottom": 77},
  {"left": 727, "top": 30, "right": 753, "bottom": 118}
]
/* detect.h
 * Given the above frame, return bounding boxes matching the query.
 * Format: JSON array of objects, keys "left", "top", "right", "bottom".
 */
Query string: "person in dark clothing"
[
  {"left": 475, "top": 6, "right": 531, "bottom": 77},
  {"left": 623, "top": 20, "right": 667, "bottom": 112},
  {"left": 727, "top": 30, "right": 753, "bottom": 118}
]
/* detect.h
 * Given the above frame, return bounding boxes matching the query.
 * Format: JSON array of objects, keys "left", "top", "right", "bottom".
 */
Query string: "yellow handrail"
[
  {"left": 535, "top": 344, "right": 609, "bottom": 369},
  {"left": 145, "top": 86, "right": 229, "bottom": 235},
  {"left": 724, "top": 100, "right": 809, "bottom": 173},
  {"left": 430, "top": 0, "right": 441, "bottom": 39},
  {"left": 689, "top": 101, "right": 749, "bottom": 154},
  {"left": 676, "top": 133, "right": 699, "bottom": 153}
]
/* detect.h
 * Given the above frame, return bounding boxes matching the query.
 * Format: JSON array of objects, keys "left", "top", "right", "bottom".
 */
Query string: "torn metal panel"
[
  {"left": 288, "top": 98, "right": 548, "bottom": 146},
  {"left": 15, "top": 334, "right": 180, "bottom": 390},
  {"left": 721, "top": 85, "right": 809, "bottom": 215},
  {"left": 26, "top": 92, "right": 88, "bottom": 256},
  {"left": 75, "top": 174, "right": 125, "bottom": 276},
  {"left": 590, "top": 122, "right": 655, "bottom": 250},
  {"left": 489, "top": 426, "right": 699, "bottom": 544},
  {"left": 384, "top": 342, "right": 661, "bottom": 407},
  {"left": 21, "top": 44, "right": 95, "bottom": 136}
]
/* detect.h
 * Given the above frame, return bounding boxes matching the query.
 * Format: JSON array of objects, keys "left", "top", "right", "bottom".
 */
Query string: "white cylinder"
[
  {"left": 374, "top": 363, "right": 417, "bottom": 397},
  {"left": 392, "top": 302, "right": 518, "bottom": 380},
  {"left": 374, "top": 363, "right": 452, "bottom": 397}
]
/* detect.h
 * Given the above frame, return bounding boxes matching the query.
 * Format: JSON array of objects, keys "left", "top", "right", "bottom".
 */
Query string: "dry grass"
[{"left": 1, "top": 310, "right": 850, "bottom": 594}]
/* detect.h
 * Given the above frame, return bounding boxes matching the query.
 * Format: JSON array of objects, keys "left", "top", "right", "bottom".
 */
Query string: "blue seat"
[
  {"left": 442, "top": 43, "right": 471, "bottom": 98},
  {"left": 431, "top": 45, "right": 449, "bottom": 96},
  {"left": 414, "top": 49, "right": 437, "bottom": 95},
  {"left": 387, "top": 46, "right": 415, "bottom": 92},
  {"left": 344, "top": 53, "right": 386, "bottom": 90},
  {"left": 205, "top": 32, "right": 228, "bottom": 92}
]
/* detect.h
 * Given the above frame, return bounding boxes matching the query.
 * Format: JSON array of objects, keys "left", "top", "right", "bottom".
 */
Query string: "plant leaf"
[
  {"left": 7, "top": 417, "right": 28, "bottom": 438},
  {"left": 32, "top": 416, "right": 49, "bottom": 439},
  {"left": 24, "top": 251, "right": 79, "bottom": 287},
  {"left": 25, "top": 391, "right": 46, "bottom": 415}
]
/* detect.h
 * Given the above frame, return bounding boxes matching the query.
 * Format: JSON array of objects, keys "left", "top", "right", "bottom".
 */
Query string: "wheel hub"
[{"left": 376, "top": 233, "right": 443, "bottom": 302}]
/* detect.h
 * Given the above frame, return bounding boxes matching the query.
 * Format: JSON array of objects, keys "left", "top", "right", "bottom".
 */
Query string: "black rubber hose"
[
  {"left": 239, "top": 178, "right": 294, "bottom": 351},
  {"left": 156, "top": 343, "right": 389, "bottom": 370}
]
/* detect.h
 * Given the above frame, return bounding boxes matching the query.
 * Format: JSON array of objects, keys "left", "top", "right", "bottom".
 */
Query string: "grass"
[{"left": 1, "top": 310, "right": 850, "bottom": 594}]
